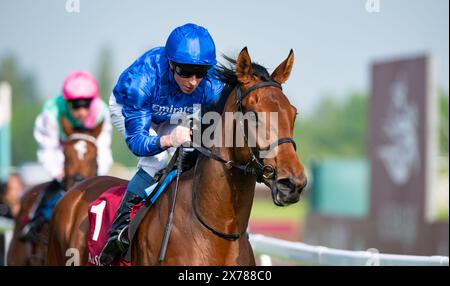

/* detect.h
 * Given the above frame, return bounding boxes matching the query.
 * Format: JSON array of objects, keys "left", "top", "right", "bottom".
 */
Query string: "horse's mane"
[
  {"left": 207, "top": 54, "right": 271, "bottom": 114},
  {"left": 199, "top": 55, "right": 271, "bottom": 146}
]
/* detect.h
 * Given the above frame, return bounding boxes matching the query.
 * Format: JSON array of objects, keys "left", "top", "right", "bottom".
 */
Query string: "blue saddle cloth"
[{"left": 143, "top": 170, "right": 177, "bottom": 205}]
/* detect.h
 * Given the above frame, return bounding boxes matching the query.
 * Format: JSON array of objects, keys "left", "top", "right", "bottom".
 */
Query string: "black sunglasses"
[
  {"left": 68, "top": 98, "right": 93, "bottom": 109},
  {"left": 174, "top": 64, "right": 212, "bottom": 79}
]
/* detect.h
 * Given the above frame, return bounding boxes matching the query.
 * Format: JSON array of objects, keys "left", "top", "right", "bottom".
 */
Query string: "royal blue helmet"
[{"left": 165, "top": 23, "right": 217, "bottom": 66}]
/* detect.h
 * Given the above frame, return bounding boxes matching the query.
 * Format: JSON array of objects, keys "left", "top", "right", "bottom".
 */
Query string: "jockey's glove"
[{"left": 169, "top": 125, "right": 192, "bottom": 147}]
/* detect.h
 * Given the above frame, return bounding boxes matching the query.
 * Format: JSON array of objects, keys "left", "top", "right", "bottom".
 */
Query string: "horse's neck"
[
  {"left": 195, "top": 147, "right": 256, "bottom": 235},
  {"left": 63, "top": 140, "right": 98, "bottom": 189},
  {"left": 194, "top": 91, "right": 257, "bottom": 235}
]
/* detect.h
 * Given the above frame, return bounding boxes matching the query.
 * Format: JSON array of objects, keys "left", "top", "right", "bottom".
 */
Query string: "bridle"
[
  {"left": 195, "top": 80, "right": 296, "bottom": 182},
  {"left": 234, "top": 81, "right": 297, "bottom": 181},
  {"left": 192, "top": 80, "right": 297, "bottom": 240}
]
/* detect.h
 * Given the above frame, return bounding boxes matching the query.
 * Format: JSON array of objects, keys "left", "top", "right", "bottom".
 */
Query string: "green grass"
[
  {"left": 435, "top": 207, "right": 449, "bottom": 222},
  {"left": 250, "top": 198, "right": 309, "bottom": 221}
]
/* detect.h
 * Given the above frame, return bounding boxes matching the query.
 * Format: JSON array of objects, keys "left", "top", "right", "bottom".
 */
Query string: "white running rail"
[{"left": 249, "top": 233, "right": 449, "bottom": 266}]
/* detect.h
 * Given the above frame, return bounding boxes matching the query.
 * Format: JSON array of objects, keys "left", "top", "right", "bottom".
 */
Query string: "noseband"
[{"left": 192, "top": 81, "right": 297, "bottom": 240}]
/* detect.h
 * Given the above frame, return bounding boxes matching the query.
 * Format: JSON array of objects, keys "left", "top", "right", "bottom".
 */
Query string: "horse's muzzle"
[{"left": 272, "top": 176, "right": 307, "bottom": 206}]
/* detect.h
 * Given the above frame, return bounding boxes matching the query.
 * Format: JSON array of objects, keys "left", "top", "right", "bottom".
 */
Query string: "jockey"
[
  {"left": 99, "top": 23, "right": 224, "bottom": 265},
  {"left": 20, "top": 71, "right": 113, "bottom": 242}
]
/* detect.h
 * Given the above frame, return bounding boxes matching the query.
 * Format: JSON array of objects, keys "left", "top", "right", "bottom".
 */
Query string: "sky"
[{"left": 0, "top": 0, "right": 448, "bottom": 115}]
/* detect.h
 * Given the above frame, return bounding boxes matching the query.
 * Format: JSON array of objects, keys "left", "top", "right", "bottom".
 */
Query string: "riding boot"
[
  {"left": 19, "top": 179, "right": 63, "bottom": 243},
  {"left": 99, "top": 191, "right": 143, "bottom": 266}
]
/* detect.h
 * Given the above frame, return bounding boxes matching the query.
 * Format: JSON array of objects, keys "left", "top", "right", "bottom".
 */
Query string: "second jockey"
[
  {"left": 99, "top": 23, "right": 224, "bottom": 265},
  {"left": 20, "top": 71, "right": 113, "bottom": 242}
]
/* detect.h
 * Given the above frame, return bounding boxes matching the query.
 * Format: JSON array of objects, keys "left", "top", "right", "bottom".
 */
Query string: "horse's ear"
[
  {"left": 236, "top": 47, "right": 253, "bottom": 84},
  {"left": 61, "top": 116, "right": 74, "bottom": 137},
  {"left": 90, "top": 120, "right": 103, "bottom": 138},
  {"left": 270, "top": 49, "right": 294, "bottom": 84}
]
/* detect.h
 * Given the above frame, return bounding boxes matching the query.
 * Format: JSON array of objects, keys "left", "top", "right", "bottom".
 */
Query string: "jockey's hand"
[{"left": 161, "top": 125, "right": 191, "bottom": 148}]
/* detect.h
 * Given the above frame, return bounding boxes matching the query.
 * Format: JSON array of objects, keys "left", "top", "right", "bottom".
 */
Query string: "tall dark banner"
[
  {"left": 368, "top": 55, "right": 447, "bottom": 255},
  {"left": 304, "top": 55, "right": 448, "bottom": 257}
]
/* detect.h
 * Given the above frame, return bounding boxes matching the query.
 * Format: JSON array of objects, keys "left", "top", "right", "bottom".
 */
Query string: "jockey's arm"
[
  {"left": 109, "top": 93, "right": 187, "bottom": 150},
  {"left": 33, "top": 110, "right": 65, "bottom": 180},
  {"left": 121, "top": 101, "right": 166, "bottom": 157},
  {"left": 112, "top": 55, "right": 194, "bottom": 155},
  {"left": 112, "top": 61, "right": 170, "bottom": 157}
]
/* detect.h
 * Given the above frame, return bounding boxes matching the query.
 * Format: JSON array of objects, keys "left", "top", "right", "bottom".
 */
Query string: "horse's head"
[
  {"left": 61, "top": 117, "right": 101, "bottom": 189},
  {"left": 231, "top": 47, "right": 307, "bottom": 206}
]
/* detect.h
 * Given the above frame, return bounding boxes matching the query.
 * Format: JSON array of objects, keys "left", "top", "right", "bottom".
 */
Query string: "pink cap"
[{"left": 62, "top": 70, "right": 99, "bottom": 100}]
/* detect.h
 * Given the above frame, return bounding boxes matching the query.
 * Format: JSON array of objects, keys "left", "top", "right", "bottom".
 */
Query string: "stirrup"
[
  {"left": 99, "top": 227, "right": 128, "bottom": 267},
  {"left": 116, "top": 225, "right": 130, "bottom": 252},
  {"left": 99, "top": 237, "right": 120, "bottom": 266}
]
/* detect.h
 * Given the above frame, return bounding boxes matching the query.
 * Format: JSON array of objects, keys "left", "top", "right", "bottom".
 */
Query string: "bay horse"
[
  {"left": 6, "top": 117, "right": 102, "bottom": 266},
  {"left": 46, "top": 47, "right": 307, "bottom": 266}
]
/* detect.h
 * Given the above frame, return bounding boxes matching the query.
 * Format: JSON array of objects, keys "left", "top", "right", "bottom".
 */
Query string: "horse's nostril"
[{"left": 277, "top": 178, "right": 296, "bottom": 192}]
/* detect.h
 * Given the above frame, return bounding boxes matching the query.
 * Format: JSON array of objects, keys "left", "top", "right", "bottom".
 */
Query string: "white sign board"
[{"left": 0, "top": 82, "right": 11, "bottom": 127}]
